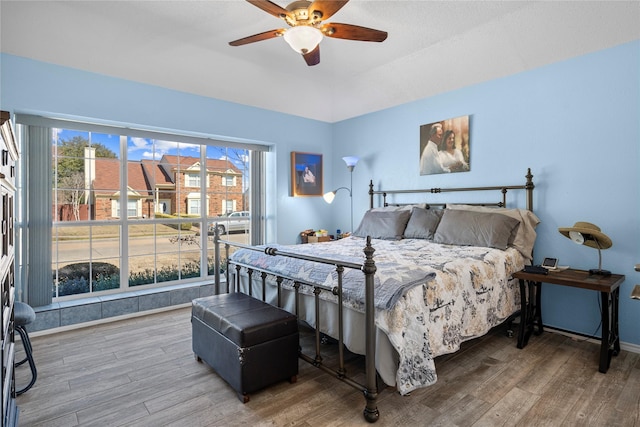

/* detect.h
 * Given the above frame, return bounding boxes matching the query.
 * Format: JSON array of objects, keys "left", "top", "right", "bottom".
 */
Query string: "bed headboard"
[{"left": 369, "top": 168, "right": 534, "bottom": 211}]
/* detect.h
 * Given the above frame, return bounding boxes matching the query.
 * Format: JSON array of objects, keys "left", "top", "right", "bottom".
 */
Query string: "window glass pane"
[
  {"left": 52, "top": 225, "right": 121, "bottom": 297},
  {"left": 46, "top": 124, "right": 257, "bottom": 300},
  {"left": 92, "top": 257, "right": 121, "bottom": 293},
  {"left": 180, "top": 250, "right": 201, "bottom": 279},
  {"left": 129, "top": 255, "right": 156, "bottom": 286},
  {"left": 157, "top": 222, "right": 181, "bottom": 254},
  {"left": 53, "top": 226, "right": 90, "bottom": 264},
  {"left": 206, "top": 247, "right": 216, "bottom": 276},
  {"left": 128, "top": 223, "right": 157, "bottom": 257},
  {"left": 89, "top": 225, "right": 121, "bottom": 261},
  {"left": 159, "top": 157, "right": 183, "bottom": 215},
  {"left": 205, "top": 146, "right": 248, "bottom": 218},
  {"left": 53, "top": 130, "right": 121, "bottom": 223},
  {"left": 204, "top": 146, "right": 250, "bottom": 244},
  {"left": 154, "top": 253, "right": 179, "bottom": 284},
  {"left": 94, "top": 159, "right": 121, "bottom": 220}
]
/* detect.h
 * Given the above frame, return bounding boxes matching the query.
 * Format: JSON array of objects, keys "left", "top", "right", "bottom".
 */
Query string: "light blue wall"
[
  {"left": 330, "top": 40, "right": 640, "bottom": 346},
  {"left": 0, "top": 54, "right": 334, "bottom": 244},
  {"left": 1, "top": 40, "right": 639, "bottom": 346}
]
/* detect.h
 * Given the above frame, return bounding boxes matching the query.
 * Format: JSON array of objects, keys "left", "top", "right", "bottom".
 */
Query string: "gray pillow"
[
  {"left": 433, "top": 209, "right": 520, "bottom": 250},
  {"left": 404, "top": 208, "right": 444, "bottom": 240},
  {"left": 353, "top": 210, "right": 411, "bottom": 240},
  {"left": 445, "top": 204, "right": 540, "bottom": 260}
]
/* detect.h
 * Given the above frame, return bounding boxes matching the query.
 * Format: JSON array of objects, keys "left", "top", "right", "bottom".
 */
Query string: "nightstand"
[{"left": 512, "top": 268, "right": 625, "bottom": 373}]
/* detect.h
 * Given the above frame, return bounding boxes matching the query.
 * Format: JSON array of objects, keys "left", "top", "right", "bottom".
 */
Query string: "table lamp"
[{"left": 558, "top": 222, "right": 612, "bottom": 276}]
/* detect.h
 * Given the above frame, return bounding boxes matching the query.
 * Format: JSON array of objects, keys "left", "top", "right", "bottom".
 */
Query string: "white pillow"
[{"left": 446, "top": 204, "right": 540, "bottom": 259}]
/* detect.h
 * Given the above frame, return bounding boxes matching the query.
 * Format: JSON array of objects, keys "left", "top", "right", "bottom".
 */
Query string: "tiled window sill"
[{"left": 30, "top": 282, "right": 216, "bottom": 334}]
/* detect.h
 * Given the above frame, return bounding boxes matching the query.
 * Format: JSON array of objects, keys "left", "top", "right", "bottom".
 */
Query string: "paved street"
[{"left": 54, "top": 232, "right": 250, "bottom": 266}]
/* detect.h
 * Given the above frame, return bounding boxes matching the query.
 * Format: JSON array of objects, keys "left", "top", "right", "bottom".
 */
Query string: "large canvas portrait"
[
  {"left": 291, "top": 151, "right": 323, "bottom": 197},
  {"left": 419, "top": 115, "right": 470, "bottom": 175}
]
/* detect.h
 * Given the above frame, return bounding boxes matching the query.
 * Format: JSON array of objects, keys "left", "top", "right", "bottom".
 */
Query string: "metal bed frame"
[{"left": 213, "top": 168, "right": 534, "bottom": 423}]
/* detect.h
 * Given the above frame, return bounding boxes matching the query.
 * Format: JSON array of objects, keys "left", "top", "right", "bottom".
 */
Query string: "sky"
[{"left": 54, "top": 128, "right": 248, "bottom": 170}]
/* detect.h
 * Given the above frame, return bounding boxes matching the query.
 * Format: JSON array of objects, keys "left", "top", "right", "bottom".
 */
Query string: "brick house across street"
[{"left": 56, "top": 148, "right": 245, "bottom": 221}]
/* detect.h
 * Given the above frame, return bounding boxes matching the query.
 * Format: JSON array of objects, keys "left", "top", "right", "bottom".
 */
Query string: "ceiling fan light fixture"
[{"left": 283, "top": 25, "right": 323, "bottom": 54}]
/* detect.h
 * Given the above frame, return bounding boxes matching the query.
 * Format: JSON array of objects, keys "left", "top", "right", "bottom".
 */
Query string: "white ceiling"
[{"left": 1, "top": 1, "right": 639, "bottom": 123}]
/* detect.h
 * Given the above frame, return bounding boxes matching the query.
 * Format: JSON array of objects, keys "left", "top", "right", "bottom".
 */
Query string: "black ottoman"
[{"left": 191, "top": 292, "right": 299, "bottom": 402}]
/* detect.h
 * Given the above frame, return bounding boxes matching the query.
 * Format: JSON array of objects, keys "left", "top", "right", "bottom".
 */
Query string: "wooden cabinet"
[{"left": 1, "top": 111, "right": 19, "bottom": 426}]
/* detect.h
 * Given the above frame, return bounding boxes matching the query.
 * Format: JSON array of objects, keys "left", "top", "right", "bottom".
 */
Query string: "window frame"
[{"left": 16, "top": 114, "right": 268, "bottom": 306}]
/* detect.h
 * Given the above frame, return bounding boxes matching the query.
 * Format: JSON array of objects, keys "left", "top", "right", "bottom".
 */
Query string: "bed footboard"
[
  {"left": 214, "top": 234, "right": 380, "bottom": 424},
  {"left": 209, "top": 168, "right": 535, "bottom": 423}
]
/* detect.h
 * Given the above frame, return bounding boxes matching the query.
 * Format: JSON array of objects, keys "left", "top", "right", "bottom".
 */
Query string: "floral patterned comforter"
[{"left": 230, "top": 236, "right": 525, "bottom": 394}]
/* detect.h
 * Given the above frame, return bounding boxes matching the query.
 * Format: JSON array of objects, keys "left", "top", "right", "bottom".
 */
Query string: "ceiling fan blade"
[
  {"left": 303, "top": 45, "right": 320, "bottom": 66},
  {"left": 321, "top": 22, "right": 388, "bottom": 42},
  {"left": 229, "top": 29, "right": 285, "bottom": 46},
  {"left": 308, "top": 1, "right": 349, "bottom": 21},
  {"left": 246, "top": 0, "right": 291, "bottom": 20}
]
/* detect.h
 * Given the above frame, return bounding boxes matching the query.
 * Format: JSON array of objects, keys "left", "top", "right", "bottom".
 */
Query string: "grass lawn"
[{"left": 54, "top": 223, "right": 199, "bottom": 240}]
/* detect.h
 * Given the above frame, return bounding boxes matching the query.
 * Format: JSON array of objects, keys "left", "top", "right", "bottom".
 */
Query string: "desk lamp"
[
  {"left": 558, "top": 222, "right": 612, "bottom": 276},
  {"left": 323, "top": 156, "right": 359, "bottom": 232}
]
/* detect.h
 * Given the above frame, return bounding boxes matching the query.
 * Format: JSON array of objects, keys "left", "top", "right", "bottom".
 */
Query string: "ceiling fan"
[{"left": 229, "top": 0, "right": 388, "bottom": 66}]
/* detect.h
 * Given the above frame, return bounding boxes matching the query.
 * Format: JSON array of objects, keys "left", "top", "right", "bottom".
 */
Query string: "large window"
[
  {"left": 113, "top": 199, "right": 139, "bottom": 218},
  {"left": 186, "top": 173, "right": 201, "bottom": 187},
  {"left": 188, "top": 198, "right": 201, "bottom": 215},
  {"left": 18, "top": 116, "right": 266, "bottom": 303}
]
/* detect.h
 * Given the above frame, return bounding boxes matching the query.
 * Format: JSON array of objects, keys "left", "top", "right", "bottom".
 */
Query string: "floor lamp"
[{"left": 323, "top": 156, "right": 359, "bottom": 232}]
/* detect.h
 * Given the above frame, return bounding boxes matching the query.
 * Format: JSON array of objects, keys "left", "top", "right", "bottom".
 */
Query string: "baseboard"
[
  {"left": 621, "top": 341, "right": 640, "bottom": 354},
  {"left": 544, "top": 325, "right": 640, "bottom": 355}
]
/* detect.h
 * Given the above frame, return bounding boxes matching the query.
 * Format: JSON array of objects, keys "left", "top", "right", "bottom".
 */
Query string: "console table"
[{"left": 512, "top": 268, "right": 625, "bottom": 373}]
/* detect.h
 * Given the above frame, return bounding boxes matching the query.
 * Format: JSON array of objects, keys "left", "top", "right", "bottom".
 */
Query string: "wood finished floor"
[{"left": 14, "top": 307, "right": 640, "bottom": 426}]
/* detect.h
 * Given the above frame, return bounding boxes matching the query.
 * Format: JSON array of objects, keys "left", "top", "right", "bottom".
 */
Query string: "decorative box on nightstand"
[
  {"left": 300, "top": 229, "right": 331, "bottom": 244},
  {"left": 304, "top": 235, "right": 331, "bottom": 244}
]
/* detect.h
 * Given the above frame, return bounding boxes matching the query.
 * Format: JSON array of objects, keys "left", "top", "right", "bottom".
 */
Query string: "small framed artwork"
[
  {"left": 419, "top": 115, "right": 471, "bottom": 175},
  {"left": 291, "top": 151, "right": 323, "bottom": 197}
]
